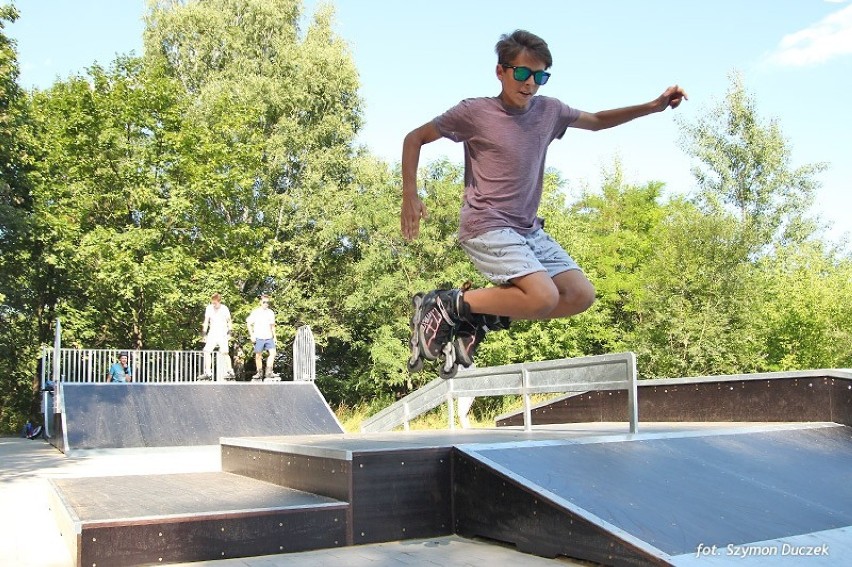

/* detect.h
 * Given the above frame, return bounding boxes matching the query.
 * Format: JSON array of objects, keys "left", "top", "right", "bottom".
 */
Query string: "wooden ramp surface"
[
  {"left": 50, "top": 472, "right": 348, "bottom": 567},
  {"left": 454, "top": 424, "right": 852, "bottom": 565},
  {"left": 48, "top": 422, "right": 852, "bottom": 566},
  {"left": 55, "top": 382, "right": 343, "bottom": 452}
]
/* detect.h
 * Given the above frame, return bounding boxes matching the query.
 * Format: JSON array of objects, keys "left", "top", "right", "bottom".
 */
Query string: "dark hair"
[{"left": 495, "top": 30, "right": 553, "bottom": 69}]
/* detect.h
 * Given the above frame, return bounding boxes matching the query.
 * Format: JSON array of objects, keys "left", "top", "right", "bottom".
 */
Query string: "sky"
[{"left": 6, "top": 0, "right": 852, "bottom": 247}]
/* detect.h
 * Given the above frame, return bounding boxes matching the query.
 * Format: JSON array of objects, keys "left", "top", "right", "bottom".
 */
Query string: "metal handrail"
[
  {"left": 40, "top": 347, "right": 206, "bottom": 385},
  {"left": 293, "top": 325, "right": 316, "bottom": 381},
  {"left": 361, "top": 352, "right": 639, "bottom": 434}
]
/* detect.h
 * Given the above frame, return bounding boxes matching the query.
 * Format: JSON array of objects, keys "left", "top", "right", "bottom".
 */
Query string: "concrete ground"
[{"left": 0, "top": 436, "right": 585, "bottom": 567}]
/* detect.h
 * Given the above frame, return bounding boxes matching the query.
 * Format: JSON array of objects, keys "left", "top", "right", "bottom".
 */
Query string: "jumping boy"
[{"left": 401, "top": 30, "right": 686, "bottom": 378}]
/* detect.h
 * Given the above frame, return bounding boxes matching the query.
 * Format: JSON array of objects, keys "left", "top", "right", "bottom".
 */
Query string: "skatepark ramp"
[
  {"left": 361, "top": 352, "right": 638, "bottom": 433},
  {"left": 50, "top": 382, "right": 344, "bottom": 454},
  {"left": 496, "top": 369, "right": 852, "bottom": 428},
  {"left": 50, "top": 422, "right": 852, "bottom": 566},
  {"left": 454, "top": 423, "right": 852, "bottom": 565}
]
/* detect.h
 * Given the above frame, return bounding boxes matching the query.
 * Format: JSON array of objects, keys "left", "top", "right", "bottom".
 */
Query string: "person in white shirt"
[
  {"left": 201, "top": 293, "right": 233, "bottom": 380},
  {"left": 246, "top": 294, "right": 277, "bottom": 380}
]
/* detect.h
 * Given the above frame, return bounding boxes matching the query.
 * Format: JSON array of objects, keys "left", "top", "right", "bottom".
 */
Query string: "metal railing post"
[
  {"left": 293, "top": 325, "right": 316, "bottom": 381},
  {"left": 522, "top": 368, "right": 532, "bottom": 432},
  {"left": 44, "top": 319, "right": 62, "bottom": 438},
  {"left": 627, "top": 352, "right": 639, "bottom": 433},
  {"left": 447, "top": 379, "right": 455, "bottom": 430},
  {"left": 52, "top": 318, "right": 61, "bottom": 384}
]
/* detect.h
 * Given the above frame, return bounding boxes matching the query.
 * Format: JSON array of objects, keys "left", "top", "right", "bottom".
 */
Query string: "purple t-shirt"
[{"left": 434, "top": 95, "right": 581, "bottom": 241}]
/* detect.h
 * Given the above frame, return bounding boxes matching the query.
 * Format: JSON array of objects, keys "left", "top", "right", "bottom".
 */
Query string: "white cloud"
[{"left": 768, "top": 4, "right": 852, "bottom": 66}]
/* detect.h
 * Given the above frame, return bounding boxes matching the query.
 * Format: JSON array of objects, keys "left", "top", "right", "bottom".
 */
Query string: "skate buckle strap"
[{"left": 436, "top": 299, "right": 456, "bottom": 326}]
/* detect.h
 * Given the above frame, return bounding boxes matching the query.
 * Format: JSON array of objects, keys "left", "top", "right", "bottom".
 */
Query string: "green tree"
[
  {"left": 0, "top": 4, "right": 40, "bottom": 432},
  {"left": 143, "top": 0, "right": 364, "bottom": 365},
  {"left": 681, "top": 72, "right": 825, "bottom": 250},
  {"left": 635, "top": 202, "right": 764, "bottom": 378},
  {"left": 19, "top": 0, "right": 365, "bottom": 363},
  {"left": 635, "top": 73, "right": 835, "bottom": 379},
  {"left": 27, "top": 57, "right": 199, "bottom": 350},
  {"left": 559, "top": 163, "right": 667, "bottom": 354},
  {"left": 322, "top": 158, "right": 479, "bottom": 403},
  {"left": 757, "top": 242, "right": 852, "bottom": 371}
]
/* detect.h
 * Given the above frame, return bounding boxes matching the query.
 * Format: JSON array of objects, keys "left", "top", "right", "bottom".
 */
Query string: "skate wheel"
[
  {"left": 439, "top": 341, "right": 458, "bottom": 379},
  {"left": 407, "top": 357, "right": 424, "bottom": 373},
  {"left": 439, "top": 363, "right": 458, "bottom": 380}
]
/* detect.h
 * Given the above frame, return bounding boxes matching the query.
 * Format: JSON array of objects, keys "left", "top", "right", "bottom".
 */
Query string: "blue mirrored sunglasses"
[{"left": 501, "top": 64, "right": 551, "bottom": 85}]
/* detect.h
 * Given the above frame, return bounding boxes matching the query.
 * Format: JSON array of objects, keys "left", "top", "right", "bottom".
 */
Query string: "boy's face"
[{"left": 496, "top": 51, "right": 548, "bottom": 110}]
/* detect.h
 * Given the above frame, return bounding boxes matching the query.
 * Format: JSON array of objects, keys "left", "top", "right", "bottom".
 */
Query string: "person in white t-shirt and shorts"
[
  {"left": 201, "top": 292, "right": 234, "bottom": 381},
  {"left": 246, "top": 294, "right": 278, "bottom": 381}
]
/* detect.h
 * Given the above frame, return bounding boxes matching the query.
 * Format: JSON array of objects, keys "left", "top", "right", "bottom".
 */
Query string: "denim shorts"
[
  {"left": 460, "top": 228, "right": 582, "bottom": 285},
  {"left": 253, "top": 338, "right": 276, "bottom": 353}
]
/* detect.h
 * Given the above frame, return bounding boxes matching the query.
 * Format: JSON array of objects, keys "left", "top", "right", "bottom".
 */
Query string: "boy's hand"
[
  {"left": 401, "top": 194, "right": 428, "bottom": 241},
  {"left": 657, "top": 85, "right": 687, "bottom": 111}
]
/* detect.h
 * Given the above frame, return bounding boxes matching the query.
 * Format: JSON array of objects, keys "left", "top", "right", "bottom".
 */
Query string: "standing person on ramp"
[
  {"left": 201, "top": 292, "right": 234, "bottom": 381},
  {"left": 246, "top": 294, "right": 278, "bottom": 381},
  {"left": 401, "top": 29, "right": 687, "bottom": 378}
]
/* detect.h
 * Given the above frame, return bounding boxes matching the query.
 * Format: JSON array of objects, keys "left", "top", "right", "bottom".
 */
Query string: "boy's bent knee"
[
  {"left": 574, "top": 280, "right": 596, "bottom": 313},
  {"left": 527, "top": 286, "right": 561, "bottom": 318},
  {"left": 553, "top": 272, "right": 596, "bottom": 317}
]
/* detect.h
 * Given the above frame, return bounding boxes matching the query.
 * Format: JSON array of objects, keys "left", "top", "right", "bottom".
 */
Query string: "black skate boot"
[
  {"left": 407, "top": 288, "right": 472, "bottom": 375},
  {"left": 407, "top": 293, "right": 426, "bottom": 372},
  {"left": 453, "top": 315, "right": 511, "bottom": 369},
  {"left": 418, "top": 288, "right": 471, "bottom": 359}
]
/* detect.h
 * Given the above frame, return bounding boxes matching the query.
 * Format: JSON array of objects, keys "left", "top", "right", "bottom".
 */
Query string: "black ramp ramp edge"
[
  {"left": 60, "top": 382, "right": 343, "bottom": 451},
  {"left": 453, "top": 447, "right": 670, "bottom": 566},
  {"left": 453, "top": 425, "right": 852, "bottom": 565}
]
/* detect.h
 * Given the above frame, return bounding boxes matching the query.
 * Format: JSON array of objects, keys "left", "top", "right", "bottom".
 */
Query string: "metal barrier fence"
[
  {"left": 293, "top": 325, "right": 316, "bottom": 381},
  {"left": 361, "top": 352, "right": 639, "bottom": 434},
  {"left": 40, "top": 324, "right": 317, "bottom": 386},
  {"left": 40, "top": 347, "right": 205, "bottom": 385}
]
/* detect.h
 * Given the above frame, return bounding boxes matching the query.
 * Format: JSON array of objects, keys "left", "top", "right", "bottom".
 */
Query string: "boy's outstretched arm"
[
  {"left": 401, "top": 121, "right": 442, "bottom": 241},
  {"left": 572, "top": 85, "right": 687, "bottom": 131}
]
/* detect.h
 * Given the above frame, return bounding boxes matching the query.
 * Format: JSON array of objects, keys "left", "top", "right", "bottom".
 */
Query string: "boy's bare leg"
[
  {"left": 464, "top": 270, "right": 595, "bottom": 320},
  {"left": 254, "top": 352, "right": 263, "bottom": 377},
  {"left": 266, "top": 348, "right": 277, "bottom": 376}
]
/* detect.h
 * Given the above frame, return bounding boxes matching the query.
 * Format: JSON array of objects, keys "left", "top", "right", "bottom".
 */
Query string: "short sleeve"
[{"left": 433, "top": 99, "right": 477, "bottom": 143}]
